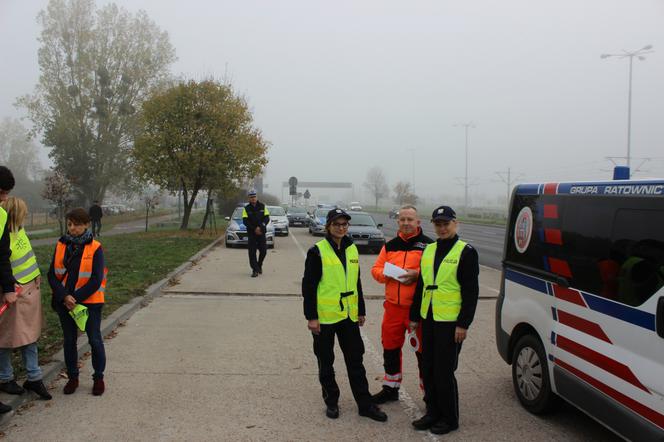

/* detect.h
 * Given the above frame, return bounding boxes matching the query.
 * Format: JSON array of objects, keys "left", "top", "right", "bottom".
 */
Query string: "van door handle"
[{"left": 657, "top": 297, "right": 664, "bottom": 339}]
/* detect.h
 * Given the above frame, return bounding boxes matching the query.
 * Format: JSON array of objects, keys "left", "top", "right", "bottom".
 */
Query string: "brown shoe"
[
  {"left": 92, "top": 379, "right": 105, "bottom": 396},
  {"left": 63, "top": 378, "right": 79, "bottom": 395}
]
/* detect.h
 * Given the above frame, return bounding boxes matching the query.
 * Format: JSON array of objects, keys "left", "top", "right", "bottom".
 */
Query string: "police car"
[
  {"left": 496, "top": 177, "right": 664, "bottom": 441},
  {"left": 225, "top": 206, "right": 275, "bottom": 248}
]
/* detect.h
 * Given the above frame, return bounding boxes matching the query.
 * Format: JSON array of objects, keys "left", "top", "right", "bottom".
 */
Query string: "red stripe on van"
[
  {"left": 548, "top": 257, "right": 573, "bottom": 278},
  {"left": 544, "top": 229, "right": 563, "bottom": 245},
  {"left": 552, "top": 284, "right": 586, "bottom": 307},
  {"left": 557, "top": 310, "right": 612, "bottom": 344},
  {"left": 554, "top": 357, "right": 664, "bottom": 430},
  {"left": 543, "top": 183, "right": 558, "bottom": 194},
  {"left": 556, "top": 335, "right": 650, "bottom": 393},
  {"left": 543, "top": 204, "right": 558, "bottom": 219}
]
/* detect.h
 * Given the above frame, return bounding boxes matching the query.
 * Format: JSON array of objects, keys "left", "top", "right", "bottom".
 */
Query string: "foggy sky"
[{"left": 2, "top": 0, "right": 663, "bottom": 207}]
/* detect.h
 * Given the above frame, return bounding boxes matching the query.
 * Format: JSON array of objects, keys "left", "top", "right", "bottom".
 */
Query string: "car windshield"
[
  {"left": 288, "top": 207, "right": 306, "bottom": 214},
  {"left": 349, "top": 214, "right": 376, "bottom": 227},
  {"left": 315, "top": 209, "right": 328, "bottom": 218},
  {"left": 231, "top": 207, "right": 244, "bottom": 219},
  {"left": 269, "top": 207, "right": 285, "bottom": 216}
]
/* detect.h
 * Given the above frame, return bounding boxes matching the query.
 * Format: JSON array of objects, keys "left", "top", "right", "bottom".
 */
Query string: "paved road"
[
  {"left": 371, "top": 213, "right": 506, "bottom": 270},
  {"left": 2, "top": 228, "right": 619, "bottom": 441}
]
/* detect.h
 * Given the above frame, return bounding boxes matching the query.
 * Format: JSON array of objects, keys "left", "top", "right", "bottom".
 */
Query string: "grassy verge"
[{"left": 20, "top": 226, "right": 224, "bottom": 369}]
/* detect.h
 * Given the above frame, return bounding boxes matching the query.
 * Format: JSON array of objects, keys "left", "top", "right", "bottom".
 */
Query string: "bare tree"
[
  {"left": 363, "top": 167, "right": 389, "bottom": 209},
  {"left": 41, "top": 170, "right": 74, "bottom": 235},
  {"left": 393, "top": 181, "right": 418, "bottom": 206}
]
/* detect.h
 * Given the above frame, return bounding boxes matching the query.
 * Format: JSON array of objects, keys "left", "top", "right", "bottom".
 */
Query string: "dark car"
[
  {"left": 346, "top": 211, "right": 385, "bottom": 253},
  {"left": 286, "top": 206, "right": 309, "bottom": 227}
]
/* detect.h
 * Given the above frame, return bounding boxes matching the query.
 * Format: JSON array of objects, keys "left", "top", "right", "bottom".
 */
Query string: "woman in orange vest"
[{"left": 47, "top": 208, "right": 107, "bottom": 396}]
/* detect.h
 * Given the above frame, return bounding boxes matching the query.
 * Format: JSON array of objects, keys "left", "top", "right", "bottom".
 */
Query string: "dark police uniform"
[
  {"left": 410, "top": 207, "right": 479, "bottom": 434},
  {"left": 242, "top": 200, "right": 269, "bottom": 275}
]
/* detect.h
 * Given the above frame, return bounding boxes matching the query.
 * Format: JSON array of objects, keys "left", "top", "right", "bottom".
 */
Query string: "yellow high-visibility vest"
[
  {"left": 420, "top": 240, "right": 466, "bottom": 321},
  {"left": 0, "top": 207, "right": 6, "bottom": 239},
  {"left": 316, "top": 239, "right": 359, "bottom": 324},
  {"left": 9, "top": 228, "right": 40, "bottom": 284}
]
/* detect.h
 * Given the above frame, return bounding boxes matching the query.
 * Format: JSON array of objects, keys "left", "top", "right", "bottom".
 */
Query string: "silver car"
[
  {"left": 225, "top": 207, "right": 275, "bottom": 248},
  {"left": 308, "top": 208, "right": 328, "bottom": 236},
  {"left": 267, "top": 206, "right": 289, "bottom": 236}
]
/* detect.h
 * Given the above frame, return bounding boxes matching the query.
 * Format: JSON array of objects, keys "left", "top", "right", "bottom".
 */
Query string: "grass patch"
[{"left": 13, "top": 227, "right": 223, "bottom": 371}]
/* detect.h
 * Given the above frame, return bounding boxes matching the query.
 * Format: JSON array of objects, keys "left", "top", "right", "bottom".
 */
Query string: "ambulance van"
[{"left": 496, "top": 179, "right": 664, "bottom": 441}]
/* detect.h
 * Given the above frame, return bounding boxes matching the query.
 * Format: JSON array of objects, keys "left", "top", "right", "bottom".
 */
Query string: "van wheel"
[{"left": 512, "top": 334, "right": 556, "bottom": 414}]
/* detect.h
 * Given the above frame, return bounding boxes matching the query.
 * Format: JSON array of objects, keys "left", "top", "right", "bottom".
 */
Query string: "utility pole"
[
  {"left": 600, "top": 45, "right": 654, "bottom": 176},
  {"left": 454, "top": 122, "right": 476, "bottom": 214},
  {"left": 496, "top": 167, "right": 524, "bottom": 208}
]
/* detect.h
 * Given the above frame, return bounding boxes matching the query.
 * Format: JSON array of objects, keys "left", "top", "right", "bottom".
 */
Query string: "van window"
[{"left": 507, "top": 194, "right": 664, "bottom": 307}]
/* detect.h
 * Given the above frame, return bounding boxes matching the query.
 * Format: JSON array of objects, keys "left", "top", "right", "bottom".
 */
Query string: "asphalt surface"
[
  {"left": 1, "top": 227, "right": 619, "bottom": 441},
  {"left": 371, "top": 212, "right": 506, "bottom": 270}
]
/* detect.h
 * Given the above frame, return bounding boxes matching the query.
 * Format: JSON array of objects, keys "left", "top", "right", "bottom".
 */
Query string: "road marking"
[
  {"left": 292, "top": 232, "right": 433, "bottom": 440},
  {"left": 290, "top": 230, "right": 308, "bottom": 259}
]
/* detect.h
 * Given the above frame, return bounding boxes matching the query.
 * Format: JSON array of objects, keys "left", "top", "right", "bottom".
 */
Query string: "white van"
[{"left": 496, "top": 179, "right": 664, "bottom": 441}]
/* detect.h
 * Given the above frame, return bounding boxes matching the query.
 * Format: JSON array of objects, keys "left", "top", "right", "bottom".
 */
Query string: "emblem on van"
[{"left": 514, "top": 207, "right": 533, "bottom": 254}]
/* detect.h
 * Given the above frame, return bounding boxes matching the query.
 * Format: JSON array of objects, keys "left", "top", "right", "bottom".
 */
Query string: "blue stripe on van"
[
  {"left": 504, "top": 267, "right": 657, "bottom": 331},
  {"left": 515, "top": 184, "right": 541, "bottom": 195},
  {"left": 505, "top": 269, "right": 548, "bottom": 294},
  {"left": 580, "top": 292, "right": 656, "bottom": 331}
]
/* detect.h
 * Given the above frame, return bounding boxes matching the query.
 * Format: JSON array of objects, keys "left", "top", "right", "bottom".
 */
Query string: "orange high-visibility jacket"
[
  {"left": 53, "top": 240, "right": 107, "bottom": 304},
  {"left": 371, "top": 229, "right": 433, "bottom": 306}
]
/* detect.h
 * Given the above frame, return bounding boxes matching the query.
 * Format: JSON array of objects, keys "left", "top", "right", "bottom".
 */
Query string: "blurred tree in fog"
[
  {"left": 41, "top": 170, "right": 74, "bottom": 234},
  {"left": 363, "top": 166, "right": 388, "bottom": 209},
  {"left": 133, "top": 80, "right": 269, "bottom": 230},
  {"left": 393, "top": 181, "right": 418, "bottom": 206},
  {"left": 0, "top": 118, "right": 47, "bottom": 210},
  {"left": 18, "top": 0, "right": 175, "bottom": 206}
]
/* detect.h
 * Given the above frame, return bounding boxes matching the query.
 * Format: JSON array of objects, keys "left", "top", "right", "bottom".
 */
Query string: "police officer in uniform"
[
  {"left": 242, "top": 189, "right": 270, "bottom": 277},
  {"left": 409, "top": 206, "right": 479, "bottom": 435},
  {"left": 302, "top": 208, "right": 387, "bottom": 422}
]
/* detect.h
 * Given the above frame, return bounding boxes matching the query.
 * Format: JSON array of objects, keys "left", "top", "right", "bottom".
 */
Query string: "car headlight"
[{"left": 371, "top": 233, "right": 384, "bottom": 239}]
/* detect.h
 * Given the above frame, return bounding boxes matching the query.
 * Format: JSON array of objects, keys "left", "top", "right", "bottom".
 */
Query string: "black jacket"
[
  {"left": 409, "top": 235, "right": 479, "bottom": 329},
  {"left": 89, "top": 204, "right": 103, "bottom": 220},
  {"left": 0, "top": 216, "right": 14, "bottom": 293},
  {"left": 47, "top": 236, "right": 105, "bottom": 312},
  {"left": 302, "top": 235, "right": 366, "bottom": 320},
  {"left": 242, "top": 201, "right": 270, "bottom": 236}
]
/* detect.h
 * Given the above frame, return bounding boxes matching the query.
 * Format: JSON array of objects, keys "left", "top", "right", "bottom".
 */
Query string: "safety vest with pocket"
[
  {"left": 420, "top": 240, "right": 466, "bottom": 321},
  {"left": 316, "top": 239, "right": 359, "bottom": 324}
]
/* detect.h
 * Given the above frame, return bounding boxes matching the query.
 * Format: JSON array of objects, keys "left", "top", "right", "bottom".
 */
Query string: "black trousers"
[
  {"left": 421, "top": 314, "right": 462, "bottom": 426},
  {"left": 91, "top": 219, "right": 102, "bottom": 237},
  {"left": 312, "top": 318, "right": 372, "bottom": 411},
  {"left": 247, "top": 234, "right": 266, "bottom": 271}
]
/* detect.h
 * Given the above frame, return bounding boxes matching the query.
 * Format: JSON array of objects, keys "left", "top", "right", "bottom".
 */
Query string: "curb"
[{"left": 0, "top": 235, "right": 224, "bottom": 425}]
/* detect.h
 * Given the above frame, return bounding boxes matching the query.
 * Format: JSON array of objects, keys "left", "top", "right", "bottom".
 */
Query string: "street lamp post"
[
  {"left": 601, "top": 45, "right": 654, "bottom": 175},
  {"left": 454, "top": 122, "right": 475, "bottom": 214}
]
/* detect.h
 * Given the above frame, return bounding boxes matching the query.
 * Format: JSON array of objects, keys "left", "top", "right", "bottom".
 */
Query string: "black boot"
[
  {"left": 251, "top": 271, "right": 259, "bottom": 277},
  {"left": 23, "top": 379, "right": 52, "bottom": 400},
  {"left": 0, "top": 379, "right": 25, "bottom": 395},
  {"left": 371, "top": 385, "right": 399, "bottom": 404},
  {"left": 325, "top": 405, "right": 339, "bottom": 419},
  {"left": 359, "top": 404, "right": 387, "bottom": 422},
  {"left": 0, "top": 402, "right": 11, "bottom": 414}
]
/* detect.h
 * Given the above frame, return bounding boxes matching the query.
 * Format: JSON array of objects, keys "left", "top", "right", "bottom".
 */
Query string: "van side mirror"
[
  {"left": 377, "top": 223, "right": 383, "bottom": 228},
  {"left": 224, "top": 216, "right": 230, "bottom": 221}
]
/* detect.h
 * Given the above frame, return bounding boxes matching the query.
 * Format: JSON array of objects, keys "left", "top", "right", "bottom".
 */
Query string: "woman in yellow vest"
[
  {"left": 0, "top": 197, "right": 52, "bottom": 401},
  {"left": 409, "top": 206, "right": 479, "bottom": 435},
  {"left": 302, "top": 208, "right": 387, "bottom": 422},
  {"left": 47, "top": 208, "right": 107, "bottom": 396}
]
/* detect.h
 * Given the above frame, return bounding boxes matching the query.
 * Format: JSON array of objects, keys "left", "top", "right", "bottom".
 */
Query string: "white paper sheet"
[{"left": 383, "top": 262, "right": 408, "bottom": 280}]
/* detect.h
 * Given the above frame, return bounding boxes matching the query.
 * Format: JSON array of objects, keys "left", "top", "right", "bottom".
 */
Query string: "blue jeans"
[
  {"left": 57, "top": 304, "right": 106, "bottom": 380},
  {"left": 0, "top": 343, "right": 43, "bottom": 382}
]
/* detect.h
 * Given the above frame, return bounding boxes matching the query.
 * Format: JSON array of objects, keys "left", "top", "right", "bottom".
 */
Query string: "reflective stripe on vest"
[
  {"left": 420, "top": 240, "right": 466, "bottom": 321},
  {"left": 316, "top": 240, "right": 360, "bottom": 324},
  {"left": 54, "top": 240, "right": 107, "bottom": 303},
  {"left": 9, "top": 228, "right": 40, "bottom": 283}
]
